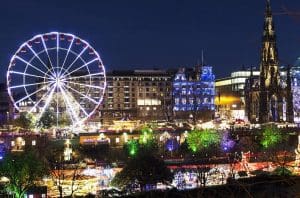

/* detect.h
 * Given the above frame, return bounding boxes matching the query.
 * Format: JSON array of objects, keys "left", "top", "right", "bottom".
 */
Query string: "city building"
[
  {"left": 0, "top": 83, "right": 12, "bottom": 124},
  {"left": 98, "top": 69, "right": 172, "bottom": 126},
  {"left": 279, "top": 63, "right": 300, "bottom": 123},
  {"left": 245, "top": 0, "right": 293, "bottom": 123},
  {"left": 13, "top": 66, "right": 216, "bottom": 128},
  {"left": 172, "top": 65, "right": 215, "bottom": 122},
  {"left": 292, "top": 61, "right": 300, "bottom": 123},
  {"left": 215, "top": 68, "right": 260, "bottom": 120}
]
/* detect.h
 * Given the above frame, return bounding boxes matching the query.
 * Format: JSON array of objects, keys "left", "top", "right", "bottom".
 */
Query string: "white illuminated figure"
[
  {"left": 64, "top": 139, "right": 72, "bottom": 161},
  {"left": 294, "top": 135, "right": 300, "bottom": 171},
  {"left": 7, "top": 32, "right": 106, "bottom": 127}
]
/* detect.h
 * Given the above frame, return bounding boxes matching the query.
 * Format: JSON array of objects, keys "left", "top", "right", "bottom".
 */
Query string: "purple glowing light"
[
  {"left": 221, "top": 131, "right": 235, "bottom": 152},
  {"left": 165, "top": 139, "right": 179, "bottom": 152}
]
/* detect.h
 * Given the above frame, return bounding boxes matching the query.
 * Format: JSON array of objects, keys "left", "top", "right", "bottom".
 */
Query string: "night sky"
[{"left": 1, "top": 0, "right": 300, "bottom": 82}]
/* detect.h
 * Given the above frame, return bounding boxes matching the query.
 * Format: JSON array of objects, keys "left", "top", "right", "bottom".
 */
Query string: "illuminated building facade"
[
  {"left": 280, "top": 63, "right": 300, "bottom": 123},
  {"left": 245, "top": 0, "right": 293, "bottom": 123},
  {"left": 215, "top": 69, "right": 259, "bottom": 119},
  {"left": 98, "top": 70, "right": 172, "bottom": 125},
  {"left": 172, "top": 65, "right": 215, "bottom": 121},
  {"left": 292, "top": 65, "right": 300, "bottom": 123}
]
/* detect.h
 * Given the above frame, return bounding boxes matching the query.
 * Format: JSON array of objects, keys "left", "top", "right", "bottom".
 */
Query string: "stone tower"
[{"left": 259, "top": 0, "right": 283, "bottom": 123}]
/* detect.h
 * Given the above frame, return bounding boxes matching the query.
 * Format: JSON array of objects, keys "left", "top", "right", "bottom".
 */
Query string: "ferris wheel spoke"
[
  {"left": 28, "top": 84, "right": 55, "bottom": 113},
  {"left": 9, "top": 71, "right": 50, "bottom": 80},
  {"left": 63, "top": 58, "right": 98, "bottom": 77},
  {"left": 10, "top": 81, "right": 49, "bottom": 90},
  {"left": 59, "top": 36, "right": 74, "bottom": 76},
  {"left": 36, "top": 86, "right": 56, "bottom": 121},
  {"left": 25, "top": 43, "right": 54, "bottom": 76},
  {"left": 58, "top": 85, "right": 80, "bottom": 123},
  {"left": 56, "top": 33, "right": 59, "bottom": 70},
  {"left": 40, "top": 35, "right": 55, "bottom": 70},
  {"left": 62, "top": 83, "right": 99, "bottom": 105},
  {"left": 65, "top": 81, "right": 105, "bottom": 90},
  {"left": 14, "top": 56, "right": 52, "bottom": 78},
  {"left": 61, "top": 46, "right": 88, "bottom": 77},
  {"left": 14, "top": 83, "right": 53, "bottom": 105},
  {"left": 64, "top": 72, "right": 105, "bottom": 80},
  {"left": 57, "top": 85, "right": 75, "bottom": 124},
  {"left": 60, "top": 85, "right": 89, "bottom": 117}
]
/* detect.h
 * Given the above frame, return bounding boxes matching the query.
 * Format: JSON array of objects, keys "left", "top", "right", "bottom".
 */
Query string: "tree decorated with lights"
[
  {"left": 123, "top": 126, "right": 158, "bottom": 157},
  {"left": 13, "top": 112, "right": 35, "bottom": 131},
  {"left": 0, "top": 151, "right": 48, "bottom": 198},
  {"left": 139, "top": 126, "right": 159, "bottom": 153},
  {"left": 260, "top": 125, "right": 285, "bottom": 149},
  {"left": 221, "top": 130, "right": 235, "bottom": 152},
  {"left": 36, "top": 108, "right": 56, "bottom": 129},
  {"left": 260, "top": 125, "right": 292, "bottom": 173},
  {"left": 125, "top": 140, "right": 139, "bottom": 156},
  {"left": 139, "top": 126, "right": 154, "bottom": 145},
  {"left": 186, "top": 129, "right": 221, "bottom": 153}
]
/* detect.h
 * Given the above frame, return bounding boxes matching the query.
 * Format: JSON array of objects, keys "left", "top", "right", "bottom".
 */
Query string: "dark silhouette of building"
[
  {"left": 245, "top": 0, "right": 293, "bottom": 123},
  {"left": 0, "top": 83, "right": 11, "bottom": 124}
]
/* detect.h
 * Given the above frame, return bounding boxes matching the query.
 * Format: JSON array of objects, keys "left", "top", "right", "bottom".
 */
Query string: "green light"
[
  {"left": 186, "top": 129, "right": 221, "bottom": 152},
  {"left": 192, "top": 146, "right": 197, "bottom": 153},
  {"left": 139, "top": 126, "right": 153, "bottom": 145},
  {"left": 261, "top": 126, "right": 283, "bottom": 149},
  {"left": 127, "top": 140, "right": 138, "bottom": 156}
]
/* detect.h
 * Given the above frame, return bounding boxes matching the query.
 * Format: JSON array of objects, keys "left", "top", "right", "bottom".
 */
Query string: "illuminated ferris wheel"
[{"left": 7, "top": 32, "right": 106, "bottom": 127}]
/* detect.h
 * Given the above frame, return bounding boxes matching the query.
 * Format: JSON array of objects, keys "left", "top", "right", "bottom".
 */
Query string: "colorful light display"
[
  {"left": 165, "top": 139, "right": 179, "bottom": 152},
  {"left": 173, "top": 66, "right": 215, "bottom": 111},
  {"left": 186, "top": 129, "right": 220, "bottom": 152},
  {"left": 260, "top": 126, "right": 283, "bottom": 149},
  {"left": 7, "top": 32, "right": 106, "bottom": 127},
  {"left": 139, "top": 127, "right": 154, "bottom": 145},
  {"left": 221, "top": 131, "right": 235, "bottom": 152},
  {"left": 126, "top": 140, "right": 138, "bottom": 156}
]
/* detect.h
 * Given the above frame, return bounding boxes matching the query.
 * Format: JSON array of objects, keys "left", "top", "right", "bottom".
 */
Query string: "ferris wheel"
[{"left": 7, "top": 32, "right": 106, "bottom": 127}]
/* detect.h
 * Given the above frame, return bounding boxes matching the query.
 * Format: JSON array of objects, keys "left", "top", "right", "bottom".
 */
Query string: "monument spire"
[{"left": 259, "top": 0, "right": 280, "bottom": 123}]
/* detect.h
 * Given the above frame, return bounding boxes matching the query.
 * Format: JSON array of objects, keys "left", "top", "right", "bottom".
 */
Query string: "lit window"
[
  {"left": 32, "top": 140, "right": 36, "bottom": 146},
  {"left": 116, "top": 138, "right": 120, "bottom": 143}
]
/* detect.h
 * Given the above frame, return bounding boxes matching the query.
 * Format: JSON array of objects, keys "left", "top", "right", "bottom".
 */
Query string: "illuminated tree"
[
  {"left": 139, "top": 127, "right": 154, "bottom": 145},
  {"left": 260, "top": 126, "right": 284, "bottom": 149},
  {"left": 48, "top": 144, "right": 83, "bottom": 198},
  {"left": 36, "top": 108, "right": 55, "bottom": 129},
  {"left": 125, "top": 140, "right": 139, "bottom": 156},
  {"left": 12, "top": 112, "right": 35, "bottom": 131},
  {"left": 186, "top": 129, "right": 221, "bottom": 153},
  {"left": 221, "top": 130, "right": 235, "bottom": 152},
  {"left": 57, "top": 112, "right": 71, "bottom": 127},
  {"left": 0, "top": 152, "right": 48, "bottom": 198},
  {"left": 260, "top": 125, "right": 293, "bottom": 175}
]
